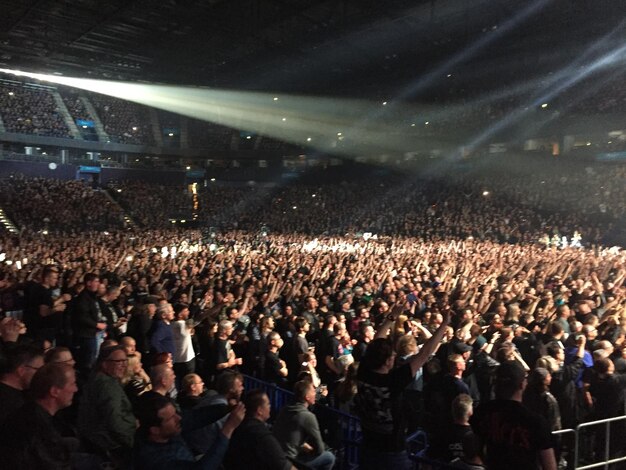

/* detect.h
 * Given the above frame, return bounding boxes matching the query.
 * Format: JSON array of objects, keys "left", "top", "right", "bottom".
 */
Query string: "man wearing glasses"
[
  {"left": 0, "top": 344, "right": 44, "bottom": 425},
  {"left": 78, "top": 345, "right": 135, "bottom": 468}
]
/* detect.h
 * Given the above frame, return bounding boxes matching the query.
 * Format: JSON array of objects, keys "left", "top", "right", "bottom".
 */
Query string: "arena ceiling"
[{"left": 0, "top": 0, "right": 623, "bottom": 99}]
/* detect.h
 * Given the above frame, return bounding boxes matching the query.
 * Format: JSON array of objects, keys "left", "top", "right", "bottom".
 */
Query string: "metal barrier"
[
  {"left": 242, "top": 375, "right": 361, "bottom": 469},
  {"left": 574, "top": 415, "right": 626, "bottom": 470},
  {"left": 242, "top": 374, "right": 294, "bottom": 415},
  {"left": 242, "top": 375, "right": 626, "bottom": 470}
]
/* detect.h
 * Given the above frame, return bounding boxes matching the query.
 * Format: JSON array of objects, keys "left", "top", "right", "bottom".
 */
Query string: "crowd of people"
[
  {"left": 0, "top": 81, "right": 71, "bottom": 138},
  {"left": 89, "top": 94, "right": 155, "bottom": 146},
  {"left": 0, "top": 156, "right": 623, "bottom": 247},
  {"left": 0, "top": 175, "right": 126, "bottom": 231},
  {"left": 0, "top": 217, "right": 623, "bottom": 468},
  {"left": 107, "top": 158, "right": 626, "bottom": 248}
]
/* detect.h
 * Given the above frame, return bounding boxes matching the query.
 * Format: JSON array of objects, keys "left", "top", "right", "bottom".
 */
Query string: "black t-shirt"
[
  {"left": 437, "top": 374, "right": 471, "bottom": 422},
  {"left": 264, "top": 350, "right": 287, "bottom": 386},
  {"left": 470, "top": 399, "right": 553, "bottom": 470},
  {"left": 0, "top": 382, "right": 24, "bottom": 426},
  {"left": 355, "top": 362, "right": 414, "bottom": 451},
  {"left": 213, "top": 338, "right": 231, "bottom": 368},
  {"left": 224, "top": 418, "right": 292, "bottom": 470},
  {"left": 428, "top": 423, "right": 472, "bottom": 462},
  {"left": 23, "top": 281, "right": 56, "bottom": 334}
]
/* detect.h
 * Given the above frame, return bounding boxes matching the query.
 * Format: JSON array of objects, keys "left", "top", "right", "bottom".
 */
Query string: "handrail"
[{"left": 575, "top": 415, "right": 626, "bottom": 470}]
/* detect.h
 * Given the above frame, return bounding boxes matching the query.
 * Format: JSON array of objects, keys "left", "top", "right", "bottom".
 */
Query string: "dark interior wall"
[
  {"left": 0, "top": 161, "right": 186, "bottom": 186},
  {"left": 99, "top": 167, "right": 185, "bottom": 185}
]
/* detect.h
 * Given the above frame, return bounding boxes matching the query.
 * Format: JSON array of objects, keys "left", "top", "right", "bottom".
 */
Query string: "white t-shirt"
[{"left": 172, "top": 319, "right": 195, "bottom": 363}]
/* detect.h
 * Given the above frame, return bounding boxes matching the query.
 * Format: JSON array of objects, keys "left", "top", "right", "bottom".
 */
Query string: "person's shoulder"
[{"left": 239, "top": 418, "right": 271, "bottom": 436}]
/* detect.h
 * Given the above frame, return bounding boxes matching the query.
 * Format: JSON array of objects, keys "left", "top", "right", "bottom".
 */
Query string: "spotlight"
[
  {"left": 273, "top": 97, "right": 278, "bottom": 101},
  {"left": 306, "top": 137, "right": 312, "bottom": 142},
  {"left": 541, "top": 103, "right": 548, "bottom": 108}
]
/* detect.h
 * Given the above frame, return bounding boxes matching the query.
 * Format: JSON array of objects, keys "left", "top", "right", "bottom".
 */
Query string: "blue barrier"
[
  {"left": 242, "top": 374, "right": 361, "bottom": 469},
  {"left": 242, "top": 374, "right": 294, "bottom": 416}
]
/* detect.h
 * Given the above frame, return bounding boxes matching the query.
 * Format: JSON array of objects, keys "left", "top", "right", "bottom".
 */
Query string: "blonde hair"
[
  {"left": 122, "top": 354, "right": 142, "bottom": 386},
  {"left": 396, "top": 334, "right": 418, "bottom": 356}
]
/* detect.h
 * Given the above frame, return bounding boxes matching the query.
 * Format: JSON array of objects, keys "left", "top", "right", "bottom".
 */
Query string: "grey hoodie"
[{"left": 272, "top": 402, "right": 326, "bottom": 459}]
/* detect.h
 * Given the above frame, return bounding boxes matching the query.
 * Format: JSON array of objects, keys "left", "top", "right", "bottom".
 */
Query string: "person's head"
[
  {"left": 105, "top": 285, "right": 121, "bottom": 301},
  {"left": 182, "top": 373, "right": 205, "bottom": 397},
  {"left": 30, "top": 363, "right": 77, "bottom": 412},
  {"left": 549, "top": 322, "right": 564, "bottom": 339},
  {"left": 396, "top": 334, "right": 418, "bottom": 357},
  {"left": 323, "top": 314, "right": 337, "bottom": 331},
  {"left": 294, "top": 379, "right": 316, "bottom": 407},
  {"left": 84, "top": 273, "right": 100, "bottom": 293},
  {"left": 136, "top": 394, "right": 181, "bottom": 442},
  {"left": 97, "top": 346, "right": 128, "bottom": 380},
  {"left": 448, "top": 354, "right": 466, "bottom": 375},
  {"left": 582, "top": 325, "right": 598, "bottom": 341},
  {"left": 535, "top": 356, "right": 558, "bottom": 374},
  {"left": 495, "top": 342, "right": 515, "bottom": 363},
  {"left": 267, "top": 331, "right": 284, "bottom": 350},
  {"left": 451, "top": 393, "right": 473, "bottom": 424},
  {"left": 41, "top": 265, "right": 59, "bottom": 288},
  {"left": 333, "top": 321, "right": 346, "bottom": 337},
  {"left": 218, "top": 320, "right": 233, "bottom": 337},
  {"left": 294, "top": 316, "right": 309, "bottom": 333},
  {"left": 260, "top": 316, "right": 274, "bottom": 332},
  {"left": 215, "top": 370, "right": 244, "bottom": 401},
  {"left": 144, "top": 300, "right": 157, "bottom": 317},
  {"left": 44, "top": 346, "right": 75, "bottom": 367},
  {"left": 120, "top": 336, "right": 137, "bottom": 356},
  {"left": 594, "top": 357, "right": 614, "bottom": 377},
  {"left": 305, "top": 296, "right": 318, "bottom": 310},
  {"left": 157, "top": 303, "right": 174, "bottom": 322},
  {"left": 546, "top": 341, "right": 565, "bottom": 363},
  {"left": 0, "top": 344, "right": 45, "bottom": 390},
  {"left": 101, "top": 339, "right": 119, "bottom": 349},
  {"left": 526, "top": 367, "right": 551, "bottom": 393},
  {"left": 152, "top": 352, "right": 173, "bottom": 368},
  {"left": 174, "top": 303, "right": 190, "bottom": 321},
  {"left": 243, "top": 389, "right": 271, "bottom": 422},
  {"left": 150, "top": 363, "right": 176, "bottom": 395},
  {"left": 594, "top": 340, "right": 614, "bottom": 358},
  {"left": 362, "top": 338, "right": 395, "bottom": 372},
  {"left": 361, "top": 323, "right": 375, "bottom": 342},
  {"left": 494, "top": 362, "right": 527, "bottom": 400},
  {"left": 125, "top": 353, "right": 143, "bottom": 377}
]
